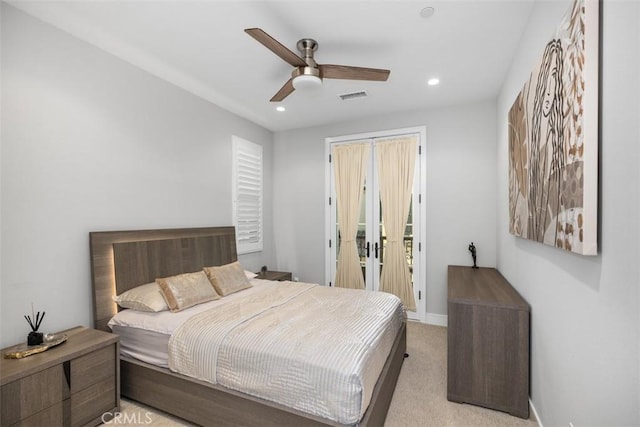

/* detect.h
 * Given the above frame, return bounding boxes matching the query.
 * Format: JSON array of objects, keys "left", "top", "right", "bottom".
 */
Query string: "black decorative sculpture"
[{"left": 468, "top": 242, "right": 478, "bottom": 269}]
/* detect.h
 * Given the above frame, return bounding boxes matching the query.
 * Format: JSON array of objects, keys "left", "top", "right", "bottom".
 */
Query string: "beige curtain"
[
  {"left": 333, "top": 142, "right": 369, "bottom": 289},
  {"left": 376, "top": 136, "right": 417, "bottom": 310}
]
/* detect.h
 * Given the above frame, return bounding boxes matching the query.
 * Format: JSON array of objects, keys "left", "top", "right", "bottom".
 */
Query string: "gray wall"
[
  {"left": 496, "top": 0, "right": 640, "bottom": 425},
  {"left": 0, "top": 5, "right": 274, "bottom": 347},
  {"left": 273, "top": 101, "right": 498, "bottom": 319}
]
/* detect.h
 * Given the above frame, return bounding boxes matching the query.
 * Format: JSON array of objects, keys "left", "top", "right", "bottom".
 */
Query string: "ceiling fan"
[{"left": 245, "top": 28, "right": 391, "bottom": 102}]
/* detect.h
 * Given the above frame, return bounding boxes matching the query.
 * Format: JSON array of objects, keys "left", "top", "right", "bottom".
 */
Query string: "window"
[{"left": 232, "top": 136, "right": 263, "bottom": 254}]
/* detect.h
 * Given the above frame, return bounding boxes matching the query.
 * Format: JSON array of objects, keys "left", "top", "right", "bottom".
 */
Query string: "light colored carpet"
[{"left": 109, "top": 322, "right": 539, "bottom": 426}]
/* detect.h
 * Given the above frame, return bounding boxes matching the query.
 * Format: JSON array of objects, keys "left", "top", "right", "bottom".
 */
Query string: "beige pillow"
[
  {"left": 157, "top": 271, "right": 220, "bottom": 312},
  {"left": 113, "top": 282, "right": 169, "bottom": 312},
  {"left": 204, "top": 261, "right": 252, "bottom": 297}
]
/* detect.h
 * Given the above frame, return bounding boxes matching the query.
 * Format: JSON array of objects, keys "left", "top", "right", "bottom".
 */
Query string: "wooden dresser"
[
  {"left": 447, "top": 265, "right": 530, "bottom": 418},
  {"left": 1, "top": 326, "right": 119, "bottom": 426}
]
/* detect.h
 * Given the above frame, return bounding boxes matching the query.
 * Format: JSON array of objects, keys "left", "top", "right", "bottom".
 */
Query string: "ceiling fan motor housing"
[
  {"left": 297, "top": 38, "right": 318, "bottom": 62},
  {"left": 293, "top": 38, "right": 321, "bottom": 87}
]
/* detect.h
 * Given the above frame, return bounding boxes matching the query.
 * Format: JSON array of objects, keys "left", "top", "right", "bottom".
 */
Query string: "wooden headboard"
[{"left": 89, "top": 226, "right": 237, "bottom": 331}]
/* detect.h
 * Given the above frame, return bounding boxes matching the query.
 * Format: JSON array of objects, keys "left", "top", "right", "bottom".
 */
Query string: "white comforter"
[{"left": 168, "top": 281, "right": 403, "bottom": 425}]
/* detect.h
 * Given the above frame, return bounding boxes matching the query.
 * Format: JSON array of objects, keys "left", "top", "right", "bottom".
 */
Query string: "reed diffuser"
[{"left": 25, "top": 303, "right": 45, "bottom": 345}]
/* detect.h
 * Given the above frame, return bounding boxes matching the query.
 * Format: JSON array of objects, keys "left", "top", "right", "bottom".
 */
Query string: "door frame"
[{"left": 324, "top": 126, "right": 427, "bottom": 322}]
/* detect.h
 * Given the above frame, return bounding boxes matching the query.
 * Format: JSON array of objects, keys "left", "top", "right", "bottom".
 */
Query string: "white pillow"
[
  {"left": 245, "top": 270, "right": 258, "bottom": 279},
  {"left": 113, "top": 282, "right": 169, "bottom": 312}
]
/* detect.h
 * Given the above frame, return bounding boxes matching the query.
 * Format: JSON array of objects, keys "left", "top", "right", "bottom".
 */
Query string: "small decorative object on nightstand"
[
  {"left": 0, "top": 326, "right": 120, "bottom": 426},
  {"left": 256, "top": 270, "right": 292, "bottom": 281},
  {"left": 24, "top": 304, "right": 45, "bottom": 345}
]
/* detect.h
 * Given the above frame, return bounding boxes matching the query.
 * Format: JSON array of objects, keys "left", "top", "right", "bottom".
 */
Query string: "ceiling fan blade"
[
  {"left": 320, "top": 64, "right": 390, "bottom": 81},
  {"left": 245, "top": 28, "right": 307, "bottom": 68},
  {"left": 270, "top": 78, "right": 295, "bottom": 102}
]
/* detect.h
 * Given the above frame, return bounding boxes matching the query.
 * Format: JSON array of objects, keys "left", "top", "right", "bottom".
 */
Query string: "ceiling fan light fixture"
[{"left": 292, "top": 74, "right": 322, "bottom": 90}]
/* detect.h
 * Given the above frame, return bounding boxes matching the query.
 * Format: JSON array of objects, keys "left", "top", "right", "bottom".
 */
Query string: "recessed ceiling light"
[
  {"left": 276, "top": 106, "right": 286, "bottom": 112},
  {"left": 420, "top": 6, "right": 435, "bottom": 19},
  {"left": 427, "top": 78, "right": 440, "bottom": 86}
]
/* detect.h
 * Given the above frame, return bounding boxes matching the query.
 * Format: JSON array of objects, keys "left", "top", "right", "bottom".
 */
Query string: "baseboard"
[
  {"left": 530, "top": 398, "right": 543, "bottom": 427},
  {"left": 425, "top": 313, "right": 448, "bottom": 327}
]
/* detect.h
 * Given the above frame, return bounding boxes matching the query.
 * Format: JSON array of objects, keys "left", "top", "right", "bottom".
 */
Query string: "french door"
[{"left": 325, "top": 127, "right": 426, "bottom": 321}]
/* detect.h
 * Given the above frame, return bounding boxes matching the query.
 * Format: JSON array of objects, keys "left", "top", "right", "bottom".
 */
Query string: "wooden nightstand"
[
  {"left": 256, "top": 270, "right": 292, "bottom": 281},
  {"left": 1, "top": 326, "right": 119, "bottom": 426}
]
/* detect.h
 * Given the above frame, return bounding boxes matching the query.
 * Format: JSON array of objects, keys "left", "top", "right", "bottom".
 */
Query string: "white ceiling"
[{"left": 8, "top": 0, "right": 535, "bottom": 132}]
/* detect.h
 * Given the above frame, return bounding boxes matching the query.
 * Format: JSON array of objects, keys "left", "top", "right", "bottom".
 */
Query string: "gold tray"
[{"left": 3, "top": 334, "right": 68, "bottom": 359}]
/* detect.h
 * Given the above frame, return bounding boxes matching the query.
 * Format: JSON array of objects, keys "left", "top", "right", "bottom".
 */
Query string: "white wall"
[
  {"left": 0, "top": 4, "right": 274, "bottom": 347},
  {"left": 496, "top": 0, "right": 640, "bottom": 425},
  {"left": 273, "top": 101, "right": 497, "bottom": 318}
]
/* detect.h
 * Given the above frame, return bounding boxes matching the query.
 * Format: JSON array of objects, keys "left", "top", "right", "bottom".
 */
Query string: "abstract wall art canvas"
[{"left": 508, "top": 0, "right": 599, "bottom": 255}]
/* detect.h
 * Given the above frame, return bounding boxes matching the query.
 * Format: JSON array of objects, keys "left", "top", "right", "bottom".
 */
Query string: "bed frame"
[{"left": 90, "top": 226, "right": 406, "bottom": 426}]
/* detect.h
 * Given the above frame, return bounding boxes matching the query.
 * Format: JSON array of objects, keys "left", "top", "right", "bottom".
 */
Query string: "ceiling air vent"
[{"left": 338, "top": 91, "right": 368, "bottom": 101}]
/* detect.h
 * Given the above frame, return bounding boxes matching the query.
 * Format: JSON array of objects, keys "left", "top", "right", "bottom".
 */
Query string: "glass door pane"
[
  {"left": 378, "top": 202, "right": 385, "bottom": 280},
  {"left": 405, "top": 198, "right": 413, "bottom": 284},
  {"left": 379, "top": 198, "right": 414, "bottom": 286},
  {"left": 356, "top": 184, "right": 367, "bottom": 281},
  {"left": 335, "top": 183, "right": 368, "bottom": 283}
]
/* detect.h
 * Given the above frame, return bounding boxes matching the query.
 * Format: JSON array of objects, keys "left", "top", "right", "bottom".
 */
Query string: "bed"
[{"left": 90, "top": 226, "right": 407, "bottom": 426}]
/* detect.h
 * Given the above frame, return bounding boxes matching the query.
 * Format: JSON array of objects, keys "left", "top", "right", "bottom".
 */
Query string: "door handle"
[
  {"left": 366, "top": 242, "right": 370, "bottom": 258},
  {"left": 375, "top": 242, "right": 379, "bottom": 259}
]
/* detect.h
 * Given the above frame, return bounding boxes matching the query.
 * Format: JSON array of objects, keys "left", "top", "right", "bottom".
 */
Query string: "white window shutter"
[{"left": 232, "top": 136, "right": 263, "bottom": 254}]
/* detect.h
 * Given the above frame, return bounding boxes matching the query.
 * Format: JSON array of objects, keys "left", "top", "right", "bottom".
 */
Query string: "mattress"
[
  {"left": 109, "top": 324, "right": 171, "bottom": 367},
  {"left": 110, "top": 279, "right": 403, "bottom": 425}
]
